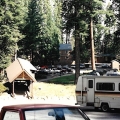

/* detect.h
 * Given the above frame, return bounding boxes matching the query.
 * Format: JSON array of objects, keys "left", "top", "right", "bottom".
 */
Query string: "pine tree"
[
  {"left": 18, "top": 0, "right": 62, "bottom": 66},
  {"left": 111, "top": 0, "right": 120, "bottom": 57},
  {"left": 62, "top": 0, "right": 107, "bottom": 83},
  {"left": 0, "top": 0, "right": 25, "bottom": 69}
]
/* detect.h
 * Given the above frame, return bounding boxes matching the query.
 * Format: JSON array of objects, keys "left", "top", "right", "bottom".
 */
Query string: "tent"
[{"left": 6, "top": 58, "right": 37, "bottom": 98}]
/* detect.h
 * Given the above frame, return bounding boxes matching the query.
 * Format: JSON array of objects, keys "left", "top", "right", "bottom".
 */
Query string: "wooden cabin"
[{"left": 6, "top": 58, "right": 37, "bottom": 98}]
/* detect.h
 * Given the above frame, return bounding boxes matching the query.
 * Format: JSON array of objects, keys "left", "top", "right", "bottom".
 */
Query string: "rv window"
[
  {"left": 119, "top": 83, "right": 120, "bottom": 91},
  {"left": 88, "top": 80, "right": 93, "bottom": 88},
  {"left": 96, "top": 83, "right": 115, "bottom": 91}
]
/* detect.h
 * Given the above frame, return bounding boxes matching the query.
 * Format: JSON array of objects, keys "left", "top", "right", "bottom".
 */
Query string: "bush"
[
  {"left": 0, "top": 82, "right": 8, "bottom": 94},
  {"left": 0, "top": 75, "right": 4, "bottom": 81},
  {"left": 35, "top": 74, "right": 47, "bottom": 79}
]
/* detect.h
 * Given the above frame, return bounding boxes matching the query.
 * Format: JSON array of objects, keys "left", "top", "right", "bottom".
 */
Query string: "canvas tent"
[{"left": 6, "top": 58, "right": 37, "bottom": 98}]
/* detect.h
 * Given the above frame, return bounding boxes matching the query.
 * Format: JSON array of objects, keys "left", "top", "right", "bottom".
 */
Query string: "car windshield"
[{"left": 24, "top": 107, "right": 87, "bottom": 120}]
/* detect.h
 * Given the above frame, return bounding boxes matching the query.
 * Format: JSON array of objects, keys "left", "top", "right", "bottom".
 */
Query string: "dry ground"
[
  {"left": 33, "top": 82, "right": 76, "bottom": 98},
  {"left": 0, "top": 82, "right": 76, "bottom": 109}
]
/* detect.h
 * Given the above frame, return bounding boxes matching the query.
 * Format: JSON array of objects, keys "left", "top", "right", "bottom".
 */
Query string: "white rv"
[{"left": 75, "top": 75, "right": 120, "bottom": 111}]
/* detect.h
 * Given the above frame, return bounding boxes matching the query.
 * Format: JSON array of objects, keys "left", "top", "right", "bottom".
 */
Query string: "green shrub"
[
  {"left": 0, "top": 82, "right": 8, "bottom": 94},
  {"left": 0, "top": 75, "right": 4, "bottom": 81},
  {"left": 35, "top": 74, "right": 47, "bottom": 79}
]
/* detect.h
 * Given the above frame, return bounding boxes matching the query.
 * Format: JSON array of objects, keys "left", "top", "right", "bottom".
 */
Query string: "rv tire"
[{"left": 101, "top": 104, "right": 109, "bottom": 112}]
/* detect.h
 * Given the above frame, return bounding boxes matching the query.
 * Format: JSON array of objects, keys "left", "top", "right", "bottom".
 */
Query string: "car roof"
[{"left": 2, "top": 104, "right": 79, "bottom": 111}]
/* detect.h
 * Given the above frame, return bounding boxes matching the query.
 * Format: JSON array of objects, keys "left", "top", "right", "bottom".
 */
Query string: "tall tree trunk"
[
  {"left": 75, "top": 32, "right": 80, "bottom": 84},
  {"left": 75, "top": 2, "right": 80, "bottom": 84},
  {"left": 66, "top": 30, "right": 70, "bottom": 44},
  {"left": 90, "top": 17, "right": 96, "bottom": 70}
]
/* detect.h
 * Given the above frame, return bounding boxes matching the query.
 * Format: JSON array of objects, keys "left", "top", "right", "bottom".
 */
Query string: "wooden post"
[
  {"left": 12, "top": 81, "right": 15, "bottom": 98},
  {"left": 30, "top": 80, "right": 33, "bottom": 99}
]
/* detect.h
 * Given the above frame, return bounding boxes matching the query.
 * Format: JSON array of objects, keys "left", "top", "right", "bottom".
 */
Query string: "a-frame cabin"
[{"left": 6, "top": 58, "right": 37, "bottom": 98}]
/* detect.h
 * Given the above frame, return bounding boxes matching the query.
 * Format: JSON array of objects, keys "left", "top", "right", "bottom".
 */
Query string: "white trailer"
[{"left": 75, "top": 75, "right": 120, "bottom": 111}]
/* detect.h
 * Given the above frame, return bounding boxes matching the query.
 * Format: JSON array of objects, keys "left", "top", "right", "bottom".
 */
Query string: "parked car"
[
  {"left": 62, "top": 65, "right": 73, "bottom": 73},
  {"left": 52, "top": 68, "right": 61, "bottom": 73},
  {"left": 104, "top": 71, "right": 120, "bottom": 76},
  {"left": 80, "top": 64, "right": 85, "bottom": 69},
  {"left": 40, "top": 65, "right": 48, "bottom": 69},
  {"left": 110, "top": 68, "right": 118, "bottom": 72},
  {"left": 48, "top": 68, "right": 55, "bottom": 74},
  {"left": 0, "top": 104, "right": 90, "bottom": 120},
  {"left": 101, "top": 64, "right": 111, "bottom": 68},
  {"left": 83, "top": 70, "right": 100, "bottom": 76},
  {"left": 71, "top": 64, "right": 86, "bottom": 69},
  {"left": 57, "top": 65, "right": 62, "bottom": 70},
  {"left": 106, "top": 73, "right": 120, "bottom": 76},
  {"left": 71, "top": 65, "right": 75, "bottom": 69},
  {"left": 36, "top": 68, "right": 49, "bottom": 75}
]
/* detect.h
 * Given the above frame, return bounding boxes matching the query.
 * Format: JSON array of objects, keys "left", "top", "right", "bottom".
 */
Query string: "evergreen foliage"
[
  {"left": 62, "top": 0, "right": 105, "bottom": 59},
  {"left": 18, "top": 0, "right": 62, "bottom": 66},
  {"left": 0, "top": 0, "right": 120, "bottom": 81},
  {"left": 0, "top": 82, "right": 8, "bottom": 93},
  {"left": 0, "top": 0, "right": 26, "bottom": 68},
  {"left": 112, "top": 0, "right": 120, "bottom": 56}
]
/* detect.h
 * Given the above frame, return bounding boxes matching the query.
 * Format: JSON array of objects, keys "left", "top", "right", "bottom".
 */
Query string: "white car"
[
  {"left": 105, "top": 71, "right": 120, "bottom": 76},
  {"left": 53, "top": 68, "right": 61, "bottom": 73}
]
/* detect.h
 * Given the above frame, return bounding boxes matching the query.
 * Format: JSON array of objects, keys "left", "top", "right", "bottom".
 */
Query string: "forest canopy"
[{"left": 0, "top": 0, "right": 120, "bottom": 81}]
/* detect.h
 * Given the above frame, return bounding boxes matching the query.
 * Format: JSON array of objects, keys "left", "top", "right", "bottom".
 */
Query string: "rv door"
[{"left": 87, "top": 79, "right": 94, "bottom": 106}]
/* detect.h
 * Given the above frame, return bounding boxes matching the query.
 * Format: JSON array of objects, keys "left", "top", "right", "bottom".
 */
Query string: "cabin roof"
[
  {"left": 59, "top": 44, "right": 72, "bottom": 50},
  {"left": 6, "top": 58, "right": 37, "bottom": 83}
]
